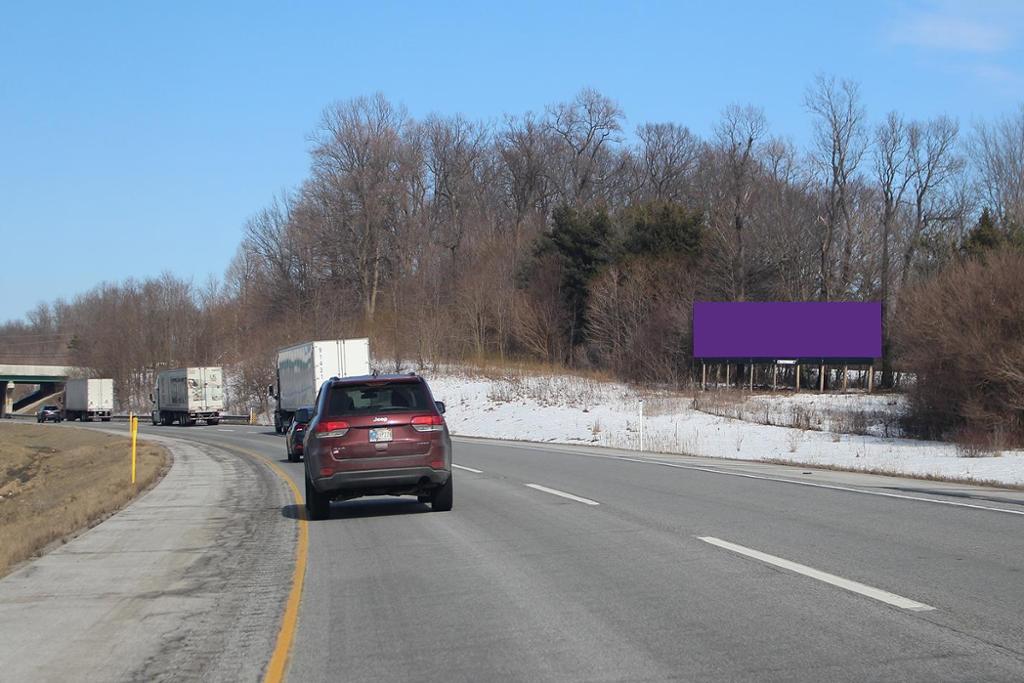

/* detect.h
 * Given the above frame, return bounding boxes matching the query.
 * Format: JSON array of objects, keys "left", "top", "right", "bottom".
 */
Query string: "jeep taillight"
[
  {"left": 411, "top": 415, "right": 444, "bottom": 432},
  {"left": 314, "top": 420, "right": 350, "bottom": 438}
]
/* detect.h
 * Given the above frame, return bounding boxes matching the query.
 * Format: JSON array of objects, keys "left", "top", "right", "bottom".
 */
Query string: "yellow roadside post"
[{"left": 131, "top": 415, "right": 138, "bottom": 485}]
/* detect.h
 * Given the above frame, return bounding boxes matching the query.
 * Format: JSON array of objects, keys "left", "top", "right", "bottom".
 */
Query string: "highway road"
[{"left": 18, "top": 422, "right": 1024, "bottom": 680}]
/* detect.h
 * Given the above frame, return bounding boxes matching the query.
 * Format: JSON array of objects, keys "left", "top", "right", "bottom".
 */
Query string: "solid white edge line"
[
  {"left": 452, "top": 464, "right": 483, "bottom": 473},
  {"left": 525, "top": 483, "right": 600, "bottom": 506},
  {"left": 698, "top": 536, "right": 935, "bottom": 612},
  {"left": 612, "top": 455, "right": 1024, "bottom": 517}
]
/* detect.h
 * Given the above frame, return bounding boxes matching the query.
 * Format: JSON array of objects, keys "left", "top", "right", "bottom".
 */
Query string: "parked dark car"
[
  {"left": 286, "top": 406, "right": 313, "bottom": 462},
  {"left": 303, "top": 373, "right": 452, "bottom": 520},
  {"left": 37, "top": 405, "right": 62, "bottom": 423}
]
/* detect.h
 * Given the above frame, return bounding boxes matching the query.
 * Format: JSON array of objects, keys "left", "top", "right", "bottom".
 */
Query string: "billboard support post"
[
  {"left": 772, "top": 364, "right": 778, "bottom": 390},
  {"left": 796, "top": 365, "right": 801, "bottom": 392},
  {"left": 749, "top": 365, "right": 754, "bottom": 392},
  {"left": 868, "top": 366, "right": 874, "bottom": 393},
  {"left": 843, "top": 365, "right": 848, "bottom": 393},
  {"left": 820, "top": 364, "right": 825, "bottom": 392}
]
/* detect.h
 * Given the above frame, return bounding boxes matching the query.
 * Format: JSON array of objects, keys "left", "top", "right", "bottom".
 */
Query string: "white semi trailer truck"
[
  {"left": 151, "top": 367, "right": 224, "bottom": 426},
  {"left": 64, "top": 378, "right": 114, "bottom": 422},
  {"left": 270, "top": 338, "right": 370, "bottom": 433}
]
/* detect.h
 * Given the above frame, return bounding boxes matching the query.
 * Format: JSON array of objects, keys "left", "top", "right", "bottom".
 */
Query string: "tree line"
[{"left": 3, "top": 79, "right": 1023, "bottom": 440}]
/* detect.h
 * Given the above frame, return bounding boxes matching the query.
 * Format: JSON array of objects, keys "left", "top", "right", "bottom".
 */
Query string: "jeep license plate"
[{"left": 369, "top": 428, "right": 393, "bottom": 443}]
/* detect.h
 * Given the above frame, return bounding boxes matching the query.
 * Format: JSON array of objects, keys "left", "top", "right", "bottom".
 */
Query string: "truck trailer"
[
  {"left": 151, "top": 367, "right": 224, "bottom": 426},
  {"left": 270, "top": 338, "right": 370, "bottom": 433},
  {"left": 64, "top": 378, "right": 114, "bottom": 422}
]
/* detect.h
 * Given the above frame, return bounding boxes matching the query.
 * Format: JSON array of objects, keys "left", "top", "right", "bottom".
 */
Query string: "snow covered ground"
[{"left": 419, "top": 367, "right": 1024, "bottom": 488}]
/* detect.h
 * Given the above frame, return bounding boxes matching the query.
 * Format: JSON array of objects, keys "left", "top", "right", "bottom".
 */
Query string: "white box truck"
[
  {"left": 151, "top": 367, "right": 224, "bottom": 426},
  {"left": 64, "top": 378, "right": 114, "bottom": 422},
  {"left": 270, "top": 338, "right": 370, "bottom": 433}
]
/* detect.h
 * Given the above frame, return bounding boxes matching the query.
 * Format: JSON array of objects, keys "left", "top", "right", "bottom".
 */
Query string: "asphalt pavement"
[{"left": 5, "top": 421, "right": 1024, "bottom": 681}]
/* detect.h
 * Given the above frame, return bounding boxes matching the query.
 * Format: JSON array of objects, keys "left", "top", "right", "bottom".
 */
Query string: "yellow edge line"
[{"left": 221, "top": 444, "right": 307, "bottom": 683}]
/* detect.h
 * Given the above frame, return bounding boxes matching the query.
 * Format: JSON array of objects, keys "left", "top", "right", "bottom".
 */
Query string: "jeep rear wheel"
[
  {"left": 430, "top": 476, "right": 453, "bottom": 512},
  {"left": 305, "top": 473, "right": 330, "bottom": 520}
]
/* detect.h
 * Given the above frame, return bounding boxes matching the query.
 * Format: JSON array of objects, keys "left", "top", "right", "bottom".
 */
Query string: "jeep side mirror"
[
  {"left": 267, "top": 384, "right": 275, "bottom": 398},
  {"left": 149, "top": 393, "right": 154, "bottom": 403},
  {"left": 434, "top": 401, "right": 446, "bottom": 415}
]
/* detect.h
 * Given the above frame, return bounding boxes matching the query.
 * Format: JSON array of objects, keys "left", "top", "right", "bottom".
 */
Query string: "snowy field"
[{"left": 419, "top": 367, "right": 1024, "bottom": 488}]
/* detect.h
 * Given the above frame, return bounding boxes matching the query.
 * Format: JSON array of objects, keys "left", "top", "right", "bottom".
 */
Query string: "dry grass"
[
  {"left": 485, "top": 374, "right": 611, "bottom": 409},
  {"left": 638, "top": 394, "right": 695, "bottom": 416},
  {"left": 413, "top": 357, "right": 617, "bottom": 384},
  {"left": 692, "top": 389, "right": 902, "bottom": 437},
  {"left": 0, "top": 422, "right": 169, "bottom": 577},
  {"left": 455, "top": 357, "right": 617, "bottom": 383}
]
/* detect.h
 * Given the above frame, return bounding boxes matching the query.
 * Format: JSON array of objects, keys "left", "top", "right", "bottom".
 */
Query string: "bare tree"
[
  {"left": 901, "top": 116, "right": 963, "bottom": 287},
  {"left": 423, "top": 113, "right": 492, "bottom": 261},
  {"left": 756, "top": 138, "right": 819, "bottom": 300},
  {"left": 496, "top": 112, "right": 555, "bottom": 256},
  {"left": 545, "top": 88, "right": 624, "bottom": 206},
  {"left": 805, "top": 75, "right": 867, "bottom": 299},
  {"left": 874, "top": 112, "right": 914, "bottom": 306},
  {"left": 872, "top": 112, "right": 914, "bottom": 384},
  {"left": 310, "top": 94, "right": 409, "bottom": 320},
  {"left": 634, "top": 122, "right": 701, "bottom": 202},
  {"left": 712, "top": 104, "right": 767, "bottom": 300},
  {"left": 972, "top": 105, "right": 1024, "bottom": 229}
]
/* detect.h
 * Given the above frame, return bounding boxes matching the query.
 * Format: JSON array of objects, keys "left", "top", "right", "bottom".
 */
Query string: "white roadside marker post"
[{"left": 639, "top": 399, "right": 645, "bottom": 453}]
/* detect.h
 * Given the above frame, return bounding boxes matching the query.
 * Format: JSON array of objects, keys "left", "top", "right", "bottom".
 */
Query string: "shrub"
[{"left": 894, "top": 248, "right": 1024, "bottom": 445}]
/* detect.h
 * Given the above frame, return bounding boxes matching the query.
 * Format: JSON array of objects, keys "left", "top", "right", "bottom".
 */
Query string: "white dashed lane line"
[
  {"left": 525, "top": 483, "right": 600, "bottom": 506},
  {"left": 453, "top": 464, "right": 483, "bottom": 473},
  {"left": 698, "top": 536, "right": 934, "bottom": 612}
]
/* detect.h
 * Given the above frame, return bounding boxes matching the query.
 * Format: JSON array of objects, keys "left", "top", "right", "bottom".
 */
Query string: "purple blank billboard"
[{"left": 693, "top": 302, "right": 882, "bottom": 359}]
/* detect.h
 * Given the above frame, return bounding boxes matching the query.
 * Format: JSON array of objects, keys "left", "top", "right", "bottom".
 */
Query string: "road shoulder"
[{"left": 0, "top": 433, "right": 296, "bottom": 682}]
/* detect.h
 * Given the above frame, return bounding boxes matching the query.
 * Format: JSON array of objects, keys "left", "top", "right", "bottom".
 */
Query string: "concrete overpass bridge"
[{"left": 0, "top": 364, "right": 86, "bottom": 417}]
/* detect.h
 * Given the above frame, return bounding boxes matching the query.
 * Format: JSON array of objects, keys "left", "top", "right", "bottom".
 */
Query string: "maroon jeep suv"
[{"left": 302, "top": 373, "right": 452, "bottom": 519}]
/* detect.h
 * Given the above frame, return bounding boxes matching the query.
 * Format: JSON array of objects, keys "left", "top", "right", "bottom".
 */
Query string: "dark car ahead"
[
  {"left": 37, "top": 405, "right": 62, "bottom": 423},
  {"left": 303, "top": 373, "right": 452, "bottom": 520},
  {"left": 286, "top": 406, "right": 313, "bottom": 462}
]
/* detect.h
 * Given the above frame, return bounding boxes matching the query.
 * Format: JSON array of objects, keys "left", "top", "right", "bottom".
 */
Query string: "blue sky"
[{"left": 1, "top": 0, "right": 1022, "bottom": 323}]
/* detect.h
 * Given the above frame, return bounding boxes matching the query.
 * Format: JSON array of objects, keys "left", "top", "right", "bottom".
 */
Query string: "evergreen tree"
[
  {"left": 535, "top": 205, "right": 612, "bottom": 354},
  {"left": 961, "top": 208, "right": 1003, "bottom": 258},
  {"left": 622, "top": 201, "right": 703, "bottom": 258}
]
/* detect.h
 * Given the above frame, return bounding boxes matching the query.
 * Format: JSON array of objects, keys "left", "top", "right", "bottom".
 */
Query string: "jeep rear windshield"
[{"left": 326, "top": 382, "right": 433, "bottom": 416}]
